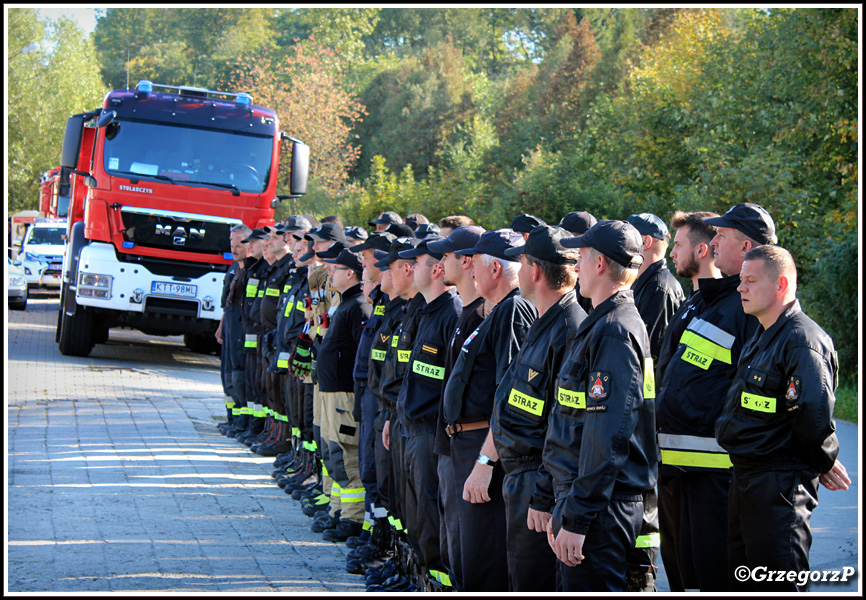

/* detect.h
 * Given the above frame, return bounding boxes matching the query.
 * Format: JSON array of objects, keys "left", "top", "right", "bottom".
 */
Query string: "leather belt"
[{"left": 445, "top": 420, "right": 489, "bottom": 438}]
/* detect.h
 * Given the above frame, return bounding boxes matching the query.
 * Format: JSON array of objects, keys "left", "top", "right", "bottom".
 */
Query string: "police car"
[{"left": 13, "top": 218, "right": 66, "bottom": 289}]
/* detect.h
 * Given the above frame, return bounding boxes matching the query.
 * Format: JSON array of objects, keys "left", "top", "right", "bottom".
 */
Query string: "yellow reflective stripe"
[
  {"left": 680, "top": 331, "right": 732, "bottom": 365},
  {"left": 363, "top": 520, "right": 373, "bottom": 532},
  {"left": 508, "top": 388, "right": 544, "bottom": 417},
  {"left": 431, "top": 570, "right": 453, "bottom": 587},
  {"left": 295, "top": 300, "right": 305, "bottom": 312},
  {"left": 340, "top": 487, "right": 366, "bottom": 502},
  {"left": 741, "top": 391, "right": 776, "bottom": 413},
  {"left": 398, "top": 349, "right": 411, "bottom": 363},
  {"left": 374, "top": 304, "right": 385, "bottom": 315},
  {"left": 412, "top": 360, "right": 444, "bottom": 380},
  {"left": 244, "top": 334, "right": 257, "bottom": 348},
  {"left": 266, "top": 287, "right": 280, "bottom": 297},
  {"left": 371, "top": 349, "right": 386, "bottom": 361},
  {"left": 224, "top": 398, "right": 235, "bottom": 409},
  {"left": 643, "top": 357, "right": 655, "bottom": 399},
  {"left": 556, "top": 387, "right": 585, "bottom": 409},
  {"left": 277, "top": 352, "right": 291, "bottom": 368},
  {"left": 635, "top": 533, "right": 660, "bottom": 548},
  {"left": 391, "top": 335, "right": 399, "bottom": 347},
  {"left": 231, "top": 407, "right": 242, "bottom": 416},
  {"left": 246, "top": 278, "right": 260, "bottom": 297},
  {"left": 291, "top": 427, "right": 301, "bottom": 437},
  {"left": 257, "top": 290, "right": 264, "bottom": 298},
  {"left": 661, "top": 449, "right": 733, "bottom": 469},
  {"left": 283, "top": 283, "right": 293, "bottom": 293},
  {"left": 331, "top": 482, "right": 342, "bottom": 497}
]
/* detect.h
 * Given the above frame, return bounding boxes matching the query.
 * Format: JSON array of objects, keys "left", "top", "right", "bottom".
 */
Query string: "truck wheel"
[
  {"left": 57, "top": 284, "right": 95, "bottom": 357},
  {"left": 94, "top": 326, "right": 110, "bottom": 345}
]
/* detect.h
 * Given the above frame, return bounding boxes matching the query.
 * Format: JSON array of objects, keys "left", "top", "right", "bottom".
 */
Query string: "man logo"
[{"left": 528, "top": 368, "right": 539, "bottom": 382}]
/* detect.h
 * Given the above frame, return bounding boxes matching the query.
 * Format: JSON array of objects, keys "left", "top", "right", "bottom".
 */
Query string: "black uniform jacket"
[
  {"left": 632, "top": 259, "right": 684, "bottom": 363},
  {"left": 443, "top": 289, "right": 537, "bottom": 424},
  {"left": 397, "top": 288, "right": 463, "bottom": 434},
  {"left": 715, "top": 300, "right": 839, "bottom": 476},
  {"left": 273, "top": 265, "right": 308, "bottom": 372},
  {"left": 316, "top": 283, "right": 372, "bottom": 393},
  {"left": 540, "top": 290, "right": 657, "bottom": 536},
  {"left": 378, "top": 293, "right": 427, "bottom": 411},
  {"left": 241, "top": 256, "right": 270, "bottom": 344},
  {"left": 259, "top": 254, "right": 294, "bottom": 356},
  {"left": 367, "top": 295, "right": 407, "bottom": 409},
  {"left": 489, "top": 290, "right": 587, "bottom": 471},
  {"left": 353, "top": 285, "right": 387, "bottom": 382},
  {"left": 655, "top": 274, "right": 760, "bottom": 475}
]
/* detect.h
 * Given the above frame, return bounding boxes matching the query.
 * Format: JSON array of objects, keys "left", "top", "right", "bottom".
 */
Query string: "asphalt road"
[{"left": 5, "top": 295, "right": 861, "bottom": 593}]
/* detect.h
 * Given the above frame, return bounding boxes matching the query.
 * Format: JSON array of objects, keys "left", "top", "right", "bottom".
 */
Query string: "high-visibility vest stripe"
[
  {"left": 643, "top": 357, "right": 656, "bottom": 399},
  {"left": 659, "top": 433, "right": 727, "bottom": 454},
  {"left": 661, "top": 449, "right": 733, "bottom": 470},
  {"left": 680, "top": 331, "right": 732, "bottom": 365},
  {"left": 635, "top": 533, "right": 661, "bottom": 548},
  {"left": 244, "top": 334, "right": 257, "bottom": 348},
  {"left": 266, "top": 287, "right": 280, "bottom": 297}
]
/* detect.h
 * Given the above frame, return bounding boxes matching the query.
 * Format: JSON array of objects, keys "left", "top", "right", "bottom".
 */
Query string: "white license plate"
[{"left": 151, "top": 282, "right": 197, "bottom": 298}]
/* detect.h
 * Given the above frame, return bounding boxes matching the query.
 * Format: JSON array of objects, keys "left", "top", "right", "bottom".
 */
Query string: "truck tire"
[{"left": 58, "top": 289, "right": 95, "bottom": 357}]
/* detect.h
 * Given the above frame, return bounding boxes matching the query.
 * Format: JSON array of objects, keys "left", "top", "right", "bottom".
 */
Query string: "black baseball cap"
[
  {"left": 369, "top": 211, "right": 402, "bottom": 227},
  {"left": 504, "top": 225, "right": 578, "bottom": 264},
  {"left": 349, "top": 231, "right": 396, "bottom": 254},
  {"left": 559, "top": 211, "right": 598, "bottom": 236},
  {"left": 458, "top": 228, "right": 525, "bottom": 263},
  {"left": 344, "top": 226, "right": 369, "bottom": 242},
  {"left": 281, "top": 215, "right": 312, "bottom": 232},
  {"left": 315, "top": 240, "right": 347, "bottom": 260},
  {"left": 398, "top": 236, "right": 447, "bottom": 261},
  {"left": 242, "top": 227, "right": 268, "bottom": 242},
  {"left": 324, "top": 248, "right": 364, "bottom": 273},
  {"left": 427, "top": 225, "right": 486, "bottom": 255},
  {"left": 373, "top": 237, "right": 418, "bottom": 271},
  {"left": 510, "top": 213, "right": 547, "bottom": 234},
  {"left": 414, "top": 223, "right": 441, "bottom": 239},
  {"left": 305, "top": 222, "right": 347, "bottom": 243},
  {"left": 385, "top": 222, "right": 417, "bottom": 239},
  {"left": 627, "top": 213, "right": 669, "bottom": 240},
  {"left": 561, "top": 220, "right": 644, "bottom": 269},
  {"left": 703, "top": 203, "right": 777, "bottom": 245}
]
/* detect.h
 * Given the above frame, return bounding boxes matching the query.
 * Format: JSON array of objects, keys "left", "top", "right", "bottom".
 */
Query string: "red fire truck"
[
  {"left": 39, "top": 166, "right": 71, "bottom": 220},
  {"left": 56, "top": 80, "right": 308, "bottom": 356}
]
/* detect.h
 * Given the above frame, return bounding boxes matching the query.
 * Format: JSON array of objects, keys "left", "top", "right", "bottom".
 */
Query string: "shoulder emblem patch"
[
  {"left": 588, "top": 372, "right": 610, "bottom": 401},
  {"left": 786, "top": 376, "right": 800, "bottom": 401}
]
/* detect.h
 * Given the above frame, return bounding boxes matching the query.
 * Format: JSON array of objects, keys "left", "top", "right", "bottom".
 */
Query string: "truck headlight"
[{"left": 77, "top": 273, "right": 113, "bottom": 299}]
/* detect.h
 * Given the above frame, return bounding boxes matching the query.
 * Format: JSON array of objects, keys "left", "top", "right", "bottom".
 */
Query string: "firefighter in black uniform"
[
  {"left": 234, "top": 227, "right": 269, "bottom": 442},
  {"left": 559, "top": 211, "right": 597, "bottom": 316},
  {"left": 542, "top": 220, "right": 656, "bottom": 592},
  {"left": 489, "top": 225, "right": 587, "bottom": 592},
  {"left": 217, "top": 225, "right": 249, "bottom": 435},
  {"left": 394, "top": 237, "right": 463, "bottom": 592},
  {"left": 715, "top": 245, "right": 850, "bottom": 591},
  {"left": 252, "top": 223, "right": 296, "bottom": 456},
  {"left": 441, "top": 228, "right": 537, "bottom": 591},
  {"left": 655, "top": 203, "right": 775, "bottom": 591},
  {"left": 623, "top": 212, "right": 684, "bottom": 591}
]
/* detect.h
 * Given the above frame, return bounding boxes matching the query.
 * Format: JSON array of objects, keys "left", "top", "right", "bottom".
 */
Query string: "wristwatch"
[{"left": 477, "top": 454, "right": 497, "bottom": 468}]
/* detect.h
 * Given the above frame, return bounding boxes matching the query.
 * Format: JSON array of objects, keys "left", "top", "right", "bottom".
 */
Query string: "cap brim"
[
  {"left": 397, "top": 248, "right": 425, "bottom": 259},
  {"left": 426, "top": 239, "right": 455, "bottom": 254},
  {"left": 502, "top": 245, "right": 526, "bottom": 256},
  {"left": 559, "top": 235, "right": 588, "bottom": 249},
  {"left": 702, "top": 215, "right": 732, "bottom": 228},
  {"left": 299, "top": 251, "right": 315, "bottom": 262}
]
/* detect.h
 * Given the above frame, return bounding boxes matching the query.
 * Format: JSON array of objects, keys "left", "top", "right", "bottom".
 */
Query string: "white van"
[{"left": 13, "top": 219, "right": 66, "bottom": 289}]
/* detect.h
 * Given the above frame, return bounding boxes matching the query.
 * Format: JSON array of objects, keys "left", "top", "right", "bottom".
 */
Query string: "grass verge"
[{"left": 834, "top": 380, "right": 858, "bottom": 424}]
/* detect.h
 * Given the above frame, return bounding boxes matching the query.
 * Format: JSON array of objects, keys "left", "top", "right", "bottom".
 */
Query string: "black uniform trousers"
[
  {"left": 356, "top": 382, "right": 380, "bottom": 523},
  {"left": 402, "top": 429, "right": 444, "bottom": 575},
  {"left": 727, "top": 468, "right": 818, "bottom": 592},
  {"left": 659, "top": 470, "right": 731, "bottom": 591},
  {"left": 387, "top": 417, "right": 407, "bottom": 537},
  {"left": 501, "top": 458, "right": 558, "bottom": 592},
  {"left": 557, "top": 496, "right": 644, "bottom": 592},
  {"left": 437, "top": 453, "right": 462, "bottom": 589},
  {"left": 373, "top": 402, "right": 392, "bottom": 517},
  {"left": 450, "top": 428, "right": 509, "bottom": 591}
]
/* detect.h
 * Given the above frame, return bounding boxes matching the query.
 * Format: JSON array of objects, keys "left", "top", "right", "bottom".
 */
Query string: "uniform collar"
[
  {"left": 698, "top": 273, "right": 740, "bottom": 305},
  {"left": 753, "top": 300, "right": 802, "bottom": 352},
  {"left": 421, "top": 287, "right": 459, "bottom": 314},
  {"left": 576, "top": 289, "right": 634, "bottom": 336},
  {"left": 632, "top": 259, "right": 666, "bottom": 292}
]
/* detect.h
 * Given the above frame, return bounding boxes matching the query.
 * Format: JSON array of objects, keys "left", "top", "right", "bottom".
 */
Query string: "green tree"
[{"left": 8, "top": 9, "right": 108, "bottom": 213}]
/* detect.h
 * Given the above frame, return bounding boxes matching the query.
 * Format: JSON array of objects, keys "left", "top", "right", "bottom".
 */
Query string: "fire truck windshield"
[{"left": 103, "top": 120, "right": 272, "bottom": 193}]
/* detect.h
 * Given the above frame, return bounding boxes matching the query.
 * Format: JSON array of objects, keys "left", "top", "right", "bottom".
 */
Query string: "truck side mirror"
[
  {"left": 290, "top": 140, "right": 309, "bottom": 197},
  {"left": 60, "top": 115, "right": 86, "bottom": 169}
]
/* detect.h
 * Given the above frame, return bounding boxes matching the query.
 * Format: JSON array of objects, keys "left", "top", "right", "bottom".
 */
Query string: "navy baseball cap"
[
  {"left": 510, "top": 213, "right": 547, "bottom": 234},
  {"left": 324, "top": 248, "right": 364, "bottom": 273},
  {"left": 349, "top": 231, "right": 396, "bottom": 253},
  {"left": 559, "top": 211, "right": 597, "bottom": 236},
  {"left": 504, "top": 225, "right": 578, "bottom": 265},
  {"left": 315, "top": 240, "right": 348, "bottom": 260},
  {"left": 385, "top": 222, "right": 416, "bottom": 239},
  {"left": 458, "top": 229, "right": 525, "bottom": 263},
  {"left": 373, "top": 237, "right": 418, "bottom": 270},
  {"left": 369, "top": 211, "right": 402, "bottom": 227},
  {"left": 344, "top": 226, "right": 368, "bottom": 242},
  {"left": 242, "top": 227, "right": 268, "bottom": 242},
  {"left": 398, "top": 236, "right": 447, "bottom": 261},
  {"left": 562, "top": 220, "right": 644, "bottom": 269},
  {"left": 305, "top": 222, "right": 347, "bottom": 243},
  {"left": 427, "top": 225, "right": 486, "bottom": 255},
  {"left": 627, "top": 213, "right": 669, "bottom": 240},
  {"left": 414, "top": 223, "right": 441, "bottom": 239},
  {"left": 703, "top": 203, "right": 777, "bottom": 245}
]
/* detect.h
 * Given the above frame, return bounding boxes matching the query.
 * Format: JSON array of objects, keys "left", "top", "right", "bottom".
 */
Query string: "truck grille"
[{"left": 120, "top": 209, "right": 234, "bottom": 256}]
